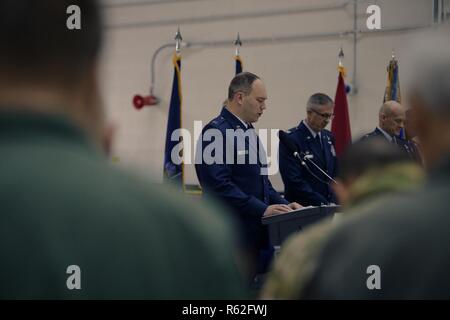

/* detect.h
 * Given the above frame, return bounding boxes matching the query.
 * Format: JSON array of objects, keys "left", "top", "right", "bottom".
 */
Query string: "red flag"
[{"left": 331, "top": 69, "right": 351, "bottom": 157}]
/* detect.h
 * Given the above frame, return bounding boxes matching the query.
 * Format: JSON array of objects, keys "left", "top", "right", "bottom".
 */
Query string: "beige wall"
[{"left": 101, "top": 0, "right": 433, "bottom": 190}]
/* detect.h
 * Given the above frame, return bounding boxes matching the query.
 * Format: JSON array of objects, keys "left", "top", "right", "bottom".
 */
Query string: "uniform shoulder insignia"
[
  {"left": 322, "top": 129, "right": 333, "bottom": 138},
  {"left": 286, "top": 126, "right": 298, "bottom": 135},
  {"left": 210, "top": 116, "right": 225, "bottom": 127}
]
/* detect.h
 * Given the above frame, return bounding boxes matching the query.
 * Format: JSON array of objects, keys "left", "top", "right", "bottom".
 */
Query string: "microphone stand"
[{"left": 292, "top": 151, "right": 338, "bottom": 185}]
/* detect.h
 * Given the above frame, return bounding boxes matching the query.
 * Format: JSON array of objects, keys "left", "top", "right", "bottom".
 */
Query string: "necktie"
[
  {"left": 315, "top": 134, "right": 322, "bottom": 150},
  {"left": 316, "top": 134, "right": 327, "bottom": 169},
  {"left": 246, "top": 123, "right": 259, "bottom": 163}
]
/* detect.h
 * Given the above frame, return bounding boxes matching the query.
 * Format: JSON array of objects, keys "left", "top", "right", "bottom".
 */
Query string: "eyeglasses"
[{"left": 311, "top": 109, "right": 334, "bottom": 120}]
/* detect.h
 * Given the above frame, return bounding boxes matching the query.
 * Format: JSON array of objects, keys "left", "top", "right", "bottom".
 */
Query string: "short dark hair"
[
  {"left": 0, "top": 0, "right": 102, "bottom": 84},
  {"left": 227, "top": 72, "right": 260, "bottom": 101},
  {"left": 307, "top": 93, "right": 333, "bottom": 110},
  {"left": 338, "top": 138, "right": 411, "bottom": 183}
]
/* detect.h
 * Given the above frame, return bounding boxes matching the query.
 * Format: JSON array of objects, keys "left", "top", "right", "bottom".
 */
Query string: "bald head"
[
  {"left": 380, "top": 101, "right": 403, "bottom": 116},
  {"left": 379, "top": 100, "right": 405, "bottom": 136}
]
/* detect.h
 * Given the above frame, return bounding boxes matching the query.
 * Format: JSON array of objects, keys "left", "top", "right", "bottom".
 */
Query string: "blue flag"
[
  {"left": 383, "top": 58, "right": 401, "bottom": 103},
  {"left": 383, "top": 57, "right": 404, "bottom": 139},
  {"left": 164, "top": 53, "right": 183, "bottom": 185},
  {"left": 235, "top": 55, "right": 243, "bottom": 75}
]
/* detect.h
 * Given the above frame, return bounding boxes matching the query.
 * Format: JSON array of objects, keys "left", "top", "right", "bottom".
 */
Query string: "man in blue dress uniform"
[
  {"left": 195, "top": 72, "right": 301, "bottom": 276},
  {"left": 279, "top": 93, "right": 337, "bottom": 206},
  {"left": 361, "top": 100, "right": 421, "bottom": 162}
]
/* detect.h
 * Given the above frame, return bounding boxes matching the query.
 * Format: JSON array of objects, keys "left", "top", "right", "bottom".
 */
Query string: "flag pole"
[
  {"left": 175, "top": 26, "right": 184, "bottom": 189},
  {"left": 338, "top": 46, "right": 346, "bottom": 77},
  {"left": 234, "top": 32, "right": 242, "bottom": 56},
  {"left": 175, "top": 26, "right": 182, "bottom": 54},
  {"left": 234, "top": 33, "right": 243, "bottom": 75}
]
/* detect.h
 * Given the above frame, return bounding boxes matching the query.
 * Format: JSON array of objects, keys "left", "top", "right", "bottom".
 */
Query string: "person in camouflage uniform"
[{"left": 261, "top": 138, "right": 424, "bottom": 299}]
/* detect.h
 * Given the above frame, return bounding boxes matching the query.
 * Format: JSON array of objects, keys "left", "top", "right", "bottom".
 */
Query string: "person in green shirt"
[{"left": 0, "top": 0, "right": 246, "bottom": 299}]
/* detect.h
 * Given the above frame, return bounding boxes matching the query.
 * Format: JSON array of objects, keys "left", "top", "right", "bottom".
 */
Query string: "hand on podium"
[
  {"left": 263, "top": 204, "right": 292, "bottom": 217},
  {"left": 288, "top": 202, "right": 302, "bottom": 210}
]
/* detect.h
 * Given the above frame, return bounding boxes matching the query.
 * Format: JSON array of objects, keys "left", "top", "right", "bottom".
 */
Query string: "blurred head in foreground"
[{"left": 0, "top": 0, "right": 105, "bottom": 148}]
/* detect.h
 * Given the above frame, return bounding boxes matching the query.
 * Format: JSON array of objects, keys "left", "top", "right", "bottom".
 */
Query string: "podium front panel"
[{"left": 262, "top": 205, "right": 340, "bottom": 247}]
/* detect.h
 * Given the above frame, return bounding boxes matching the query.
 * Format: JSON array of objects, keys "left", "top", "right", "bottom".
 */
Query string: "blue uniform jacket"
[
  {"left": 195, "top": 107, "right": 288, "bottom": 258},
  {"left": 361, "top": 127, "right": 392, "bottom": 141},
  {"left": 279, "top": 121, "right": 337, "bottom": 206},
  {"left": 361, "top": 128, "right": 422, "bottom": 163}
]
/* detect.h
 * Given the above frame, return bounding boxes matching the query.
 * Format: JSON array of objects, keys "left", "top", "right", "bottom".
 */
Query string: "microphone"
[
  {"left": 278, "top": 130, "right": 337, "bottom": 184},
  {"left": 278, "top": 130, "right": 302, "bottom": 160}
]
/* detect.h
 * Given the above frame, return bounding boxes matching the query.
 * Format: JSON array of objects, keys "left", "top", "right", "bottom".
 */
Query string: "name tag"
[
  {"left": 330, "top": 145, "right": 336, "bottom": 157},
  {"left": 237, "top": 150, "right": 248, "bottom": 156}
]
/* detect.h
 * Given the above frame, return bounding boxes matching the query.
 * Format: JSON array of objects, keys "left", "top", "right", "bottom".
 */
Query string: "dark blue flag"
[
  {"left": 164, "top": 53, "right": 184, "bottom": 185},
  {"left": 235, "top": 55, "right": 243, "bottom": 75}
]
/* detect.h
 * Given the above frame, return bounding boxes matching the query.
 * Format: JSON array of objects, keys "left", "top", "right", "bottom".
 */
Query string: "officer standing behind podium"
[
  {"left": 195, "top": 72, "right": 301, "bottom": 277},
  {"left": 279, "top": 93, "right": 337, "bottom": 206}
]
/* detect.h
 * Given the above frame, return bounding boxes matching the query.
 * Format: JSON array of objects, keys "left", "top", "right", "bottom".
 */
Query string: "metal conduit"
[
  {"left": 107, "top": 0, "right": 431, "bottom": 96},
  {"left": 103, "top": 0, "right": 214, "bottom": 9},
  {"left": 105, "top": 2, "right": 349, "bottom": 29},
  {"left": 148, "top": 23, "right": 430, "bottom": 96}
]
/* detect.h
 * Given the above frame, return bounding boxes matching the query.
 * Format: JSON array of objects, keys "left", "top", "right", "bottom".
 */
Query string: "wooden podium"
[{"left": 261, "top": 205, "right": 340, "bottom": 247}]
